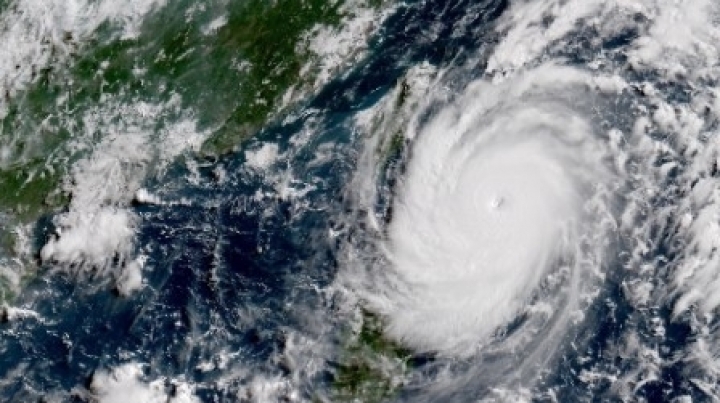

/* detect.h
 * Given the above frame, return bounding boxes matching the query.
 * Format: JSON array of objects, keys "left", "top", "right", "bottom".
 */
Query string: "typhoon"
[
  {"left": 354, "top": 66, "right": 616, "bottom": 359},
  {"left": 2, "top": 0, "right": 720, "bottom": 402},
  {"left": 342, "top": 0, "right": 720, "bottom": 400}
]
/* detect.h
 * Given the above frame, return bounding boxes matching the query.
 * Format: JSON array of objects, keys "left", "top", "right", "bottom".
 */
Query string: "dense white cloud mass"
[
  {"left": 360, "top": 66, "right": 615, "bottom": 356},
  {"left": 91, "top": 363, "right": 200, "bottom": 403}
]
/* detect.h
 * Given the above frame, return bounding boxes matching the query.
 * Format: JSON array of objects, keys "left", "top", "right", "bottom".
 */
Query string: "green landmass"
[
  {"left": 69, "top": 0, "right": 347, "bottom": 155},
  {"left": 0, "top": 0, "right": 391, "bottom": 224},
  {"left": 375, "top": 78, "right": 416, "bottom": 162},
  {"left": 202, "top": 0, "right": 344, "bottom": 153},
  {"left": 0, "top": 279, "right": 15, "bottom": 304},
  {"left": 0, "top": 0, "right": 385, "bottom": 222},
  {"left": 333, "top": 310, "right": 413, "bottom": 402},
  {"left": 0, "top": 160, "right": 67, "bottom": 221}
]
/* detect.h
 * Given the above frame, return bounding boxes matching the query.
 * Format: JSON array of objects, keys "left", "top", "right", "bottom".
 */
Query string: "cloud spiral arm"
[{"left": 356, "top": 66, "right": 618, "bottom": 360}]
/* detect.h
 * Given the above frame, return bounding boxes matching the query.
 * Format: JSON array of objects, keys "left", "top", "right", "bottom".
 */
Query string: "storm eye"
[{"left": 489, "top": 195, "right": 504, "bottom": 210}]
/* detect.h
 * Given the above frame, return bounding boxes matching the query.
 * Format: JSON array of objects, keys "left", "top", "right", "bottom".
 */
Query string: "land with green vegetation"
[
  {"left": 332, "top": 310, "right": 414, "bottom": 402},
  {"left": 0, "top": 0, "right": 391, "bottom": 214},
  {"left": 0, "top": 0, "right": 384, "bottom": 259}
]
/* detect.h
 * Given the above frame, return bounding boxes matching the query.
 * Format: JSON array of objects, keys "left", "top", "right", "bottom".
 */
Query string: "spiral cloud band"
[{"left": 376, "top": 66, "right": 613, "bottom": 356}]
